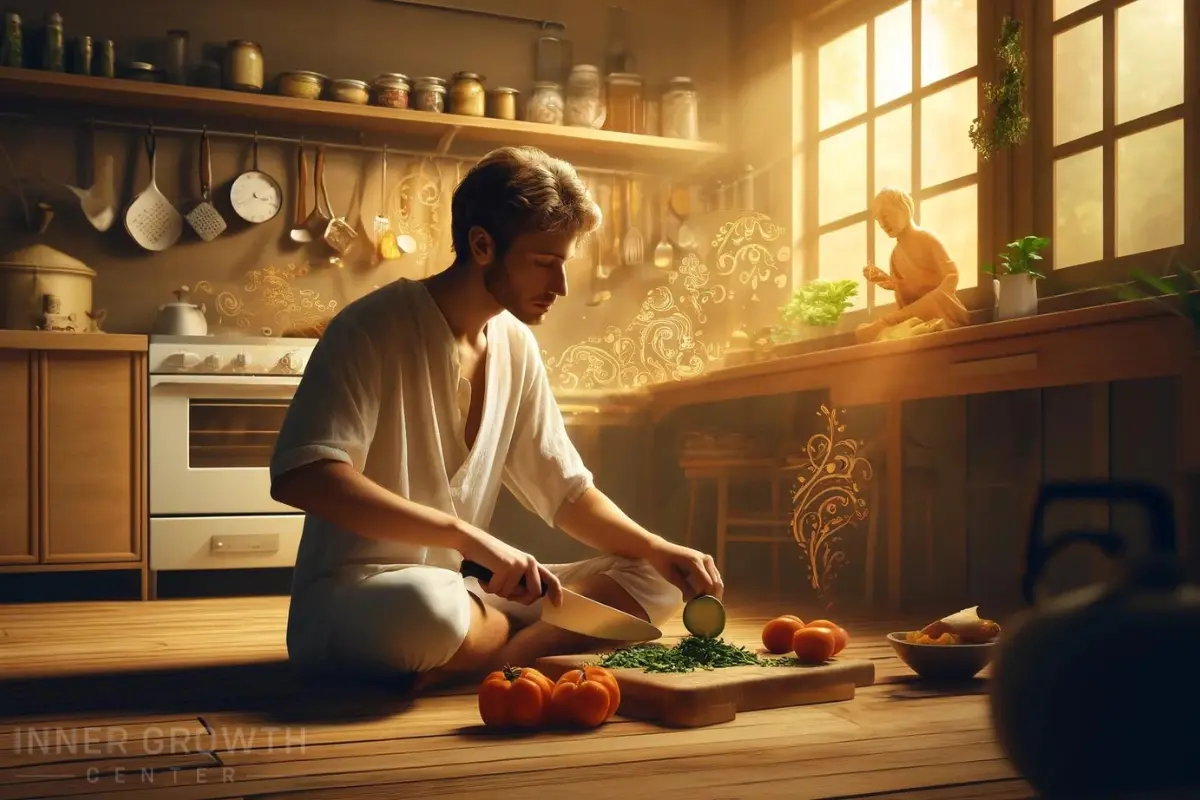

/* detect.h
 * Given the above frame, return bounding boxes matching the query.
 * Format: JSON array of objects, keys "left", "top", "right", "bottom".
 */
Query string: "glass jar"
[
  {"left": 644, "top": 97, "right": 660, "bottom": 137},
  {"left": 564, "top": 64, "right": 605, "bottom": 128},
  {"left": 371, "top": 73, "right": 411, "bottom": 109},
  {"left": 123, "top": 61, "right": 161, "bottom": 82},
  {"left": 527, "top": 82, "right": 564, "bottom": 126},
  {"left": 662, "top": 77, "right": 700, "bottom": 140},
  {"left": 329, "top": 78, "right": 369, "bottom": 104},
  {"left": 225, "top": 40, "right": 263, "bottom": 92},
  {"left": 277, "top": 70, "right": 326, "bottom": 100},
  {"left": 604, "top": 72, "right": 644, "bottom": 134},
  {"left": 412, "top": 77, "right": 447, "bottom": 112},
  {"left": 449, "top": 71, "right": 486, "bottom": 116},
  {"left": 487, "top": 87, "right": 519, "bottom": 120}
]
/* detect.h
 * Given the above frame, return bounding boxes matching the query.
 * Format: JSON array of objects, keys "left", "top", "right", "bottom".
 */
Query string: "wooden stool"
[{"left": 680, "top": 455, "right": 793, "bottom": 598}]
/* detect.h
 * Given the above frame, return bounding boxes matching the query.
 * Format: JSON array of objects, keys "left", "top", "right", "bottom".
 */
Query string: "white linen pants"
[{"left": 286, "top": 555, "right": 683, "bottom": 678}]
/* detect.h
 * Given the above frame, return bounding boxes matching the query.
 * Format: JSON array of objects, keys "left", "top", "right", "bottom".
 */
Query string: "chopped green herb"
[{"left": 593, "top": 636, "right": 798, "bottom": 673}]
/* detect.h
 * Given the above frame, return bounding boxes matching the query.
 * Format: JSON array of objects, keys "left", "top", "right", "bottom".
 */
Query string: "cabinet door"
[
  {"left": 0, "top": 350, "right": 36, "bottom": 564},
  {"left": 42, "top": 351, "right": 141, "bottom": 562}
]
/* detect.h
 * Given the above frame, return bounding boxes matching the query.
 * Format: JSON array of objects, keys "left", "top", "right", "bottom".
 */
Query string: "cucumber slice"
[{"left": 682, "top": 594, "right": 726, "bottom": 638}]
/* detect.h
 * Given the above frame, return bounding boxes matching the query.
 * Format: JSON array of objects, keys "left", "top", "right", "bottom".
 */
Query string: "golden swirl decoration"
[
  {"left": 544, "top": 286, "right": 720, "bottom": 390},
  {"left": 388, "top": 157, "right": 447, "bottom": 273},
  {"left": 194, "top": 263, "right": 338, "bottom": 336},
  {"left": 786, "top": 405, "right": 874, "bottom": 605},
  {"left": 543, "top": 210, "right": 791, "bottom": 389},
  {"left": 712, "top": 212, "right": 791, "bottom": 295}
]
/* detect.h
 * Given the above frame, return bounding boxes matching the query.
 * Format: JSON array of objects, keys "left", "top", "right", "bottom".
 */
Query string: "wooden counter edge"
[
  {"left": 0, "top": 330, "right": 148, "bottom": 352},
  {"left": 645, "top": 299, "right": 1181, "bottom": 399}
]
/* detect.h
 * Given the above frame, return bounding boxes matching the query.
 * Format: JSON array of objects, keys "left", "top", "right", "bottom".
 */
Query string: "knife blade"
[{"left": 460, "top": 560, "right": 661, "bottom": 642}]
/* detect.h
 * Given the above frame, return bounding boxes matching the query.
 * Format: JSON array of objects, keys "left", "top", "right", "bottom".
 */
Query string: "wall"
[{"left": 0, "top": 0, "right": 735, "bottom": 361}]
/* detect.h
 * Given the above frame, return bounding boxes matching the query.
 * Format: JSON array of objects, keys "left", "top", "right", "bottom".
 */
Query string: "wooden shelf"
[{"left": 0, "top": 67, "right": 728, "bottom": 171}]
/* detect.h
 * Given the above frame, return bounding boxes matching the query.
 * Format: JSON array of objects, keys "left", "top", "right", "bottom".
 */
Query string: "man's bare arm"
[
  {"left": 271, "top": 460, "right": 473, "bottom": 550},
  {"left": 553, "top": 486, "right": 665, "bottom": 559}
]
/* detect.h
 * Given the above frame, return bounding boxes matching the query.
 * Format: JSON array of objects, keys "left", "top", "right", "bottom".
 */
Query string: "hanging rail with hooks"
[{"left": 0, "top": 111, "right": 689, "bottom": 182}]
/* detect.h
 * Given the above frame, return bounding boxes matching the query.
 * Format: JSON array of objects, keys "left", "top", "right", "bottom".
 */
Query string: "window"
[
  {"left": 1038, "top": 0, "right": 1187, "bottom": 286},
  {"left": 804, "top": 0, "right": 981, "bottom": 313}
]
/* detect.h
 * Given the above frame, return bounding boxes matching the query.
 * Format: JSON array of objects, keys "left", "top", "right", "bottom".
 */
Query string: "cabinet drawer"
[{"left": 151, "top": 516, "right": 303, "bottom": 571}]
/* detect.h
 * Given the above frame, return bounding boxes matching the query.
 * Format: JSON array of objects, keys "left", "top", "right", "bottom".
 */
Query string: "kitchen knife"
[{"left": 460, "top": 560, "right": 661, "bottom": 642}]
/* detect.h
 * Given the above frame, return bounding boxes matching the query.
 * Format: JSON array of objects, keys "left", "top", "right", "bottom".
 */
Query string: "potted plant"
[
  {"left": 775, "top": 279, "right": 860, "bottom": 343},
  {"left": 984, "top": 235, "right": 1049, "bottom": 320}
]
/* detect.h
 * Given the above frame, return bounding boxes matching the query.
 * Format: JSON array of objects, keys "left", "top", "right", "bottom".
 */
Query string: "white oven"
[{"left": 148, "top": 334, "right": 318, "bottom": 576}]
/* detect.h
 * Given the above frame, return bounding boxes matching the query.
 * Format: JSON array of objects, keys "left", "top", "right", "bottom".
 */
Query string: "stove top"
[{"left": 148, "top": 333, "right": 320, "bottom": 375}]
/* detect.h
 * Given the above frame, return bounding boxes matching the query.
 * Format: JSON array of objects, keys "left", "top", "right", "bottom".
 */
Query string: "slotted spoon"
[{"left": 125, "top": 126, "right": 182, "bottom": 251}]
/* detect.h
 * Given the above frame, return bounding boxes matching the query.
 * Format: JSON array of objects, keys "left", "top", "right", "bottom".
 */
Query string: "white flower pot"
[{"left": 994, "top": 274, "right": 1039, "bottom": 320}]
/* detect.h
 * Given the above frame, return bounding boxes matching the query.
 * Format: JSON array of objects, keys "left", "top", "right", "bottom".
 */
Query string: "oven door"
[{"left": 149, "top": 374, "right": 302, "bottom": 516}]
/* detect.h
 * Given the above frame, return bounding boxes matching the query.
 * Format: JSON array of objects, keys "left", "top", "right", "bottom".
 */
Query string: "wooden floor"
[{"left": 0, "top": 596, "right": 1034, "bottom": 800}]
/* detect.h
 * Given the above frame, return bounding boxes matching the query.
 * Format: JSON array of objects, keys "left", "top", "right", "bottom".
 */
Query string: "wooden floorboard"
[{"left": 0, "top": 596, "right": 1030, "bottom": 800}]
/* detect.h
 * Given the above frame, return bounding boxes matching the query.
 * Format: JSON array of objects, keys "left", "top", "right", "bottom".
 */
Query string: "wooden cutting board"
[{"left": 534, "top": 653, "right": 876, "bottom": 728}]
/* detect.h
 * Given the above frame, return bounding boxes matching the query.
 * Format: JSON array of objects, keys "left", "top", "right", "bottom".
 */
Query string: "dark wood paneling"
[{"left": 1109, "top": 378, "right": 1179, "bottom": 557}]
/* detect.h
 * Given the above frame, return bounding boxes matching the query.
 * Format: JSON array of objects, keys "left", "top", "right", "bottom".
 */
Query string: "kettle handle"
[{"left": 1022, "top": 480, "right": 1178, "bottom": 605}]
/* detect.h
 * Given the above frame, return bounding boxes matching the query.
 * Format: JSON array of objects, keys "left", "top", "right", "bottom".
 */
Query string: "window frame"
[
  {"left": 799, "top": 0, "right": 990, "bottom": 324},
  {"left": 1029, "top": 0, "right": 1199, "bottom": 296}
]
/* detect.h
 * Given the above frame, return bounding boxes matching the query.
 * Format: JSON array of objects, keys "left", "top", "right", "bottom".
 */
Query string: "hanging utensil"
[
  {"left": 653, "top": 180, "right": 674, "bottom": 269},
  {"left": 231, "top": 133, "right": 283, "bottom": 224},
  {"left": 374, "top": 145, "right": 401, "bottom": 262},
  {"left": 322, "top": 160, "right": 357, "bottom": 255},
  {"left": 622, "top": 174, "right": 644, "bottom": 267},
  {"left": 66, "top": 122, "right": 116, "bottom": 232},
  {"left": 305, "top": 145, "right": 333, "bottom": 239},
  {"left": 288, "top": 141, "right": 312, "bottom": 243},
  {"left": 586, "top": 175, "right": 612, "bottom": 307},
  {"left": 185, "top": 127, "right": 227, "bottom": 241},
  {"left": 125, "top": 125, "right": 182, "bottom": 252}
]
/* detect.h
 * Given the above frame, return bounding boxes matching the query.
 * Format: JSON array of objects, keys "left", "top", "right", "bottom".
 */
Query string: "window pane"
[
  {"left": 918, "top": 184, "right": 978, "bottom": 290},
  {"left": 1054, "top": 19, "right": 1103, "bottom": 145},
  {"left": 921, "top": 79, "right": 978, "bottom": 188},
  {"left": 873, "top": 225, "right": 896, "bottom": 294},
  {"left": 1054, "top": 148, "right": 1104, "bottom": 268},
  {"left": 1116, "top": 0, "right": 1184, "bottom": 124},
  {"left": 819, "top": 123, "right": 868, "bottom": 224},
  {"left": 921, "top": 0, "right": 977, "bottom": 87},
  {"left": 819, "top": 25, "right": 867, "bottom": 130},
  {"left": 1117, "top": 120, "right": 1185, "bottom": 257},
  {"left": 875, "top": 1, "right": 913, "bottom": 106},
  {"left": 1055, "top": 0, "right": 1100, "bottom": 19},
  {"left": 874, "top": 104, "right": 912, "bottom": 194},
  {"left": 818, "top": 223, "right": 869, "bottom": 311}
]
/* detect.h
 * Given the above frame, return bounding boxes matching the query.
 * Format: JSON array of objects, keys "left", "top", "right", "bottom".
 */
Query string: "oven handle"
[{"left": 150, "top": 374, "right": 303, "bottom": 389}]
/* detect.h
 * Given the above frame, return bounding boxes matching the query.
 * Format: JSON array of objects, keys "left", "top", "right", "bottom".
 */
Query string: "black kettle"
[{"left": 988, "top": 480, "right": 1200, "bottom": 797}]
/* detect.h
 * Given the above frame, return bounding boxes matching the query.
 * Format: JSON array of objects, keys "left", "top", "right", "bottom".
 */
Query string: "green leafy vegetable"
[
  {"left": 593, "top": 636, "right": 795, "bottom": 673},
  {"left": 776, "top": 279, "right": 860, "bottom": 341}
]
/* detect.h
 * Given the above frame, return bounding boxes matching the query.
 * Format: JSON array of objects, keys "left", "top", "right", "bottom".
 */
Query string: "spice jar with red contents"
[
  {"left": 371, "top": 73, "right": 411, "bottom": 109},
  {"left": 412, "top": 77, "right": 447, "bottom": 113}
]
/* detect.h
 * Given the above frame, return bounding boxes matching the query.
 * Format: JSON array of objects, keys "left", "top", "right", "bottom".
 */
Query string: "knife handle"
[{"left": 460, "top": 560, "right": 550, "bottom": 596}]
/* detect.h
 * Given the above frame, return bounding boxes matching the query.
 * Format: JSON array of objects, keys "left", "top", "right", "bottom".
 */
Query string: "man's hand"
[
  {"left": 458, "top": 527, "right": 565, "bottom": 607},
  {"left": 644, "top": 539, "right": 724, "bottom": 602}
]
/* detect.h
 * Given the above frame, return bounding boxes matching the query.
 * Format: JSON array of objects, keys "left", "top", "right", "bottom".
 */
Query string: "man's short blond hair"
[{"left": 451, "top": 146, "right": 603, "bottom": 261}]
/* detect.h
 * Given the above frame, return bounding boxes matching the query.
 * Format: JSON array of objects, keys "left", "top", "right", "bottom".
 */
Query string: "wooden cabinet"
[{"left": 0, "top": 332, "right": 148, "bottom": 594}]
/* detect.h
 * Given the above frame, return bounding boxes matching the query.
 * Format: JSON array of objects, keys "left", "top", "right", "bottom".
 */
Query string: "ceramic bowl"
[{"left": 886, "top": 632, "right": 996, "bottom": 682}]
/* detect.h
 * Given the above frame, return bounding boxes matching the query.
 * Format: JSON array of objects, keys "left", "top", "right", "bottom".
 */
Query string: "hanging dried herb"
[{"left": 969, "top": 17, "right": 1030, "bottom": 161}]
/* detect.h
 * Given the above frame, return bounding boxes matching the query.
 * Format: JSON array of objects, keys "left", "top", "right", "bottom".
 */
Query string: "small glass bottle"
[
  {"left": 42, "top": 12, "right": 64, "bottom": 72},
  {"left": 97, "top": 40, "right": 115, "bottom": 78},
  {"left": 71, "top": 36, "right": 91, "bottom": 75},
  {"left": 486, "top": 87, "right": 519, "bottom": 120},
  {"left": 662, "top": 77, "right": 700, "bottom": 140}
]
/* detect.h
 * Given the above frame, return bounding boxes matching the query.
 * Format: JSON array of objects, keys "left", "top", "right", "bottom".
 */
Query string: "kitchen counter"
[{"left": 0, "top": 330, "right": 148, "bottom": 352}]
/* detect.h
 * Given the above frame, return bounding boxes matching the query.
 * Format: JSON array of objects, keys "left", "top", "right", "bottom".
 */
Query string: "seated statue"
[{"left": 855, "top": 187, "right": 971, "bottom": 343}]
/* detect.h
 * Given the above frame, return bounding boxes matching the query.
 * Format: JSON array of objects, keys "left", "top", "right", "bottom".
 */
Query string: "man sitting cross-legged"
[{"left": 270, "top": 145, "right": 723, "bottom": 691}]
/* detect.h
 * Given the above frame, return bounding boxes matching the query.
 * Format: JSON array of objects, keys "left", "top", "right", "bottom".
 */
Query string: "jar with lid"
[
  {"left": 564, "top": 64, "right": 605, "bottom": 129},
  {"left": 371, "top": 73, "right": 411, "bottom": 109},
  {"left": 662, "top": 77, "right": 700, "bottom": 140},
  {"left": 604, "top": 73, "right": 644, "bottom": 134},
  {"left": 225, "top": 40, "right": 263, "bottom": 92},
  {"left": 487, "top": 87, "right": 519, "bottom": 120},
  {"left": 277, "top": 70, "right": 326, "bottom": 100},
  {"left": 449, "top": 71, "right": 486, "bottom": 117},
  {"left": 123, "top": 62, "right": 161, "bottom": 82},
  {"left": 412, "top": 77, "right": 447, "bottom": 112},
  {"left": 527, "top": 82, "right": 564, "bottom": 126},
  {"left": 329, "top": 78, "right": 369, "bottom": 105}
]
